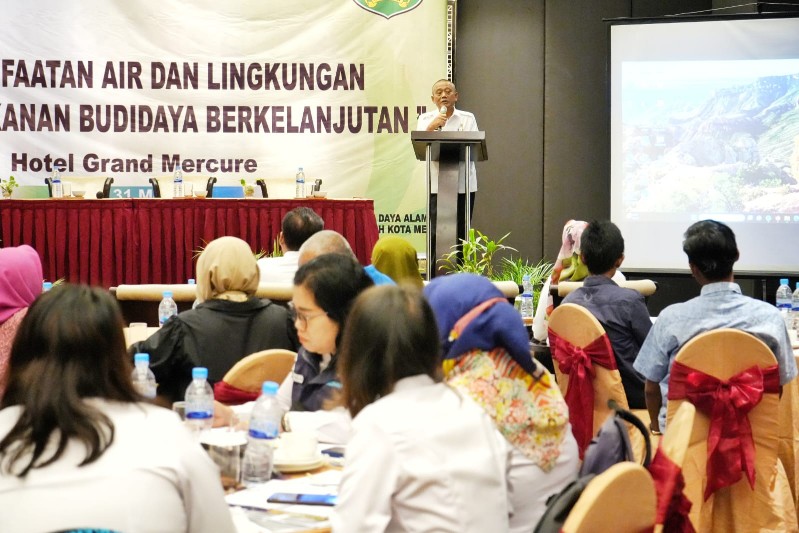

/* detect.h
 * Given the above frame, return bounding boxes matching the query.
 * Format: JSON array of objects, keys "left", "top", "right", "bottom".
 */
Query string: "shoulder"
[{"left": 454, "top": 109, "right": 476, "bottom": 120}]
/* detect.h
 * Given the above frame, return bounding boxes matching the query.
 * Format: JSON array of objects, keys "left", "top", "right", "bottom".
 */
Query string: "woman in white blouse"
[
  {"left": 331, "top": 285, "right": 509, "bottom": 533},
  {"left": 0, "top": 285, "right": 234, "bottom": 533}
]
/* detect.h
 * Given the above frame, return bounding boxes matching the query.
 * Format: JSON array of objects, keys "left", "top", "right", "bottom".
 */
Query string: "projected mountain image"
[{"left": 622, "top": 62, "right": 799, "bottom": 217}]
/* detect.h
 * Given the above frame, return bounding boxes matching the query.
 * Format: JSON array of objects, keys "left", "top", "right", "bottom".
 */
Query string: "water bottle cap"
[
  {"left": 298, "top": 167, "right": 303, "bottom": 171},
  {"left": 192, "top": 367, "right": 208, "bottom": 380},
  {"left": 163, "top": 290, "right": 173, "bottom": 298},
  {"left": 187, "top": 278, "right": 196, "bottom": 285},
  {"left": 42, "top": 281, "right": 53, "bottom": 291},
  {"left": 176, "top": 163, "right": 182, "bottom": 170},
  {"left": 522, "top": 274, "right": 531, "bottom": 280},
  {"left": 134, "top": 353, "right": 150, "bottom": 364},
  {"left": 261, "top": 381, "right": 279, "bottom": 395},
  {"left": 781, "top": 278, "right": 789, "bottom": 285}
]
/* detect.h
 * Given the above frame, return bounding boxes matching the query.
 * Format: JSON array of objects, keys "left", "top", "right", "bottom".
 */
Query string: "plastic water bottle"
[
  {"left": 158, "top": 290, "right": 178, "bottom": 327},
  {"left": 131, "top": 353, "right": 157, "bottom": 399},
  {"left": 295, "top": 167, "right": 305, "bottom": 198},
  {"left": 242, "top": 381, "right": 282, "bottom": 485},
  {"left": 777, "top": 278, "right": 792, "bottom": 330},
  {"left": 173, "top": 163, "right": 184, "bottom": 198},
  {"left": 792, "top": 282, "right": 799, "bottom": 332},
  {"left": 42, "top": 281, "right": 53, "bottom": 292},
  {"left": 520, "top": 274, "right": 534, "bottom": 319},
  {"left": 185, "top": 367, "right": 214, "bottom": 432},
  {"left": 52, "top": 167, "right": 63, "bottom": 198}
]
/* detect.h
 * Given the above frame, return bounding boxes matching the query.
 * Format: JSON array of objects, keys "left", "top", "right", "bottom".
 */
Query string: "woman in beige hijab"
[{"left": 130, "top": 237, "right": 299, "bottom": 404}]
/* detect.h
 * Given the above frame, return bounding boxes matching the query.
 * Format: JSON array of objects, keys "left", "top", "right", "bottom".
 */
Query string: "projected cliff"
[{"left": 622, "top": 63, "right": 799, "bottom": 217}]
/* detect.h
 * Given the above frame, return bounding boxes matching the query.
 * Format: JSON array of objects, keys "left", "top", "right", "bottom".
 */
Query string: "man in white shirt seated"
[{"left": 257, "top": 207, "right": 323, "bottom": 284}]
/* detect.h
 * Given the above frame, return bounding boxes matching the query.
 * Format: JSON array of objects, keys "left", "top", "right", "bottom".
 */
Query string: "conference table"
[{"left": 0, "top": 198, "right": 380, "bottom": 287}]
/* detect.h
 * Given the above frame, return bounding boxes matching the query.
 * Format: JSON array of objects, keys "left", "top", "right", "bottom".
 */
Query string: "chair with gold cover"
[
  {"left": 213, "top": 349, "right": 297, "bottom": 405},
  {"left": 548, "top": 303, "right": 650, "bottom": 461},
  {"left": 649, "top": 401, "right": 697, "bottom": 533},
  {"left": 561, "top": 462, "right": 656, "bottom": 533},
  {"left": 667, "top": 328, "right": 798, "bottom": 532}
]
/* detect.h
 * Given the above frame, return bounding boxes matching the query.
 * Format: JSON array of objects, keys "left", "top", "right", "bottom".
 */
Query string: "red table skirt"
[{"left": 0, "top": 198, "right": 379, "bottom": 287}]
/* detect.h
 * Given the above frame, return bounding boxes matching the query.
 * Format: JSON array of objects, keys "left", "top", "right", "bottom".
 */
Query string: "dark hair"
[
  {"left": 293, "top": 253, "right": 373, "bottom": 348},
  {"left": 338, "top": 285, "right": 441, "bottom": 417},
  {"left": 682, "top": 219, "right": 739, "bottom": 281},
  {"left": 581, "top": 220, "right": 625, "bottom": 274},
  {"left": 282, "top": 207, "right": 324, "bottom": 251},
  {"left": 0, "top": 284, "right": 138, "bottom": 477}
]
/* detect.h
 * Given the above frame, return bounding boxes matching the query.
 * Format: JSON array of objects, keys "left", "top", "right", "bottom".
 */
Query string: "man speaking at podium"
[{"left": 416, "top": 79, "right": 479, "bottom": 258}]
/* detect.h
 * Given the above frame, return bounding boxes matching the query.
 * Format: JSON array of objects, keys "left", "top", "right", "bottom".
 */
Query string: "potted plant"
[
  {"left": 438, "top": 229, "right": 553, "bottom": 309},
  {"left": 1, "top": 175, "right": 18, "bottom": 198},
  {"left": 240, "top": 179, "right": 255, "bottom": 198},
  {"left": 438, "top": 228, "right": 515, "bottom": 279}
]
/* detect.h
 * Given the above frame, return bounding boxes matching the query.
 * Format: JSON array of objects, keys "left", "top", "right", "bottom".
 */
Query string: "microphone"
[{"left": 436, "top": 105, "right": 447, "bottom": 130}]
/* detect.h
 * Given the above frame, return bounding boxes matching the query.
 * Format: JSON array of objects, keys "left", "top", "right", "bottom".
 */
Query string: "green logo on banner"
[{"left": 353, "top": 0, "right": 422, "bottom": 19}]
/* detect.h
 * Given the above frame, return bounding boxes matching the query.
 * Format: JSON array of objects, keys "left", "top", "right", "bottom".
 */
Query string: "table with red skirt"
[{"left": 0, "top": 198, "right": 380, "bottom": 287}]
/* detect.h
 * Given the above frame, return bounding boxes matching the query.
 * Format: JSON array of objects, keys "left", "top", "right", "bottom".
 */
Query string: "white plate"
[{"left": 274, "top": 453, "right": 326, "bottom": 473}]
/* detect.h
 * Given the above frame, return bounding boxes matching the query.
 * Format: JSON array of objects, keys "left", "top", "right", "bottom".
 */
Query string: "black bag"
[
  {"left": 532, "top": 401, "right": 651, "bottom": 533},
  {"left": 579, "top": 399, "right": 651, "bottom": 476}
]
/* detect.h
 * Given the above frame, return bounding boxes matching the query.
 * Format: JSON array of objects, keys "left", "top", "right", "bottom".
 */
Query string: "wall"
[{"left": 458, "top": 0, "right": 797, "bottom": 312}]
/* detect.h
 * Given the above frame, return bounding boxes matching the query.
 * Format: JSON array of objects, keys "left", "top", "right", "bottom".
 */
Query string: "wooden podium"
[{"left": 411, "top": 130, "right": 487, "bottom": 279}]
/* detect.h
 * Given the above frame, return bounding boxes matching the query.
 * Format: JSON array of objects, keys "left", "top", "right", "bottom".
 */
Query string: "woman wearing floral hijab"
[
  {"left": 0, "top": 245, "right": 43, "bottom": 397},
  {"left": 130, "top": 236, "right": 299, "bottom": 403},
  {"left": 424, "top": 273, "right": 579, "bottom": 531}
]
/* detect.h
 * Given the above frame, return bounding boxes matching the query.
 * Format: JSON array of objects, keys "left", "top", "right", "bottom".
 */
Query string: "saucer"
[{"left": 274, "top": 453, "right": 326, "bottom": 473}]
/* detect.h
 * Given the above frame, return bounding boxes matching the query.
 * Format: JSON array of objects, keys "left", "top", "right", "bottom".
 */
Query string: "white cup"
[
  {"left": 277, "top": 431, "right": 318, "bottom": 462},
  {"left": 129, "top": 322, "right": 148, "bottom": 328}
]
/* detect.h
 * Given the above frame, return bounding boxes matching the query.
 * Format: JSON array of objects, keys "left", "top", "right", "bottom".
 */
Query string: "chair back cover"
[
  {"left": 562, "top": 462, "right": 656, "bottom": 533},
  {"left": 667, "top": 328, "right": 797, "bottom": 532},
  {"left": 549, "top": 304, "right": 645, "bottom": 460},
  {"left": 649, "top": 402, "right": 697, "bottom": 533},
  {"left": 216, "top": 349, "right": 297, "bottom": 405}
]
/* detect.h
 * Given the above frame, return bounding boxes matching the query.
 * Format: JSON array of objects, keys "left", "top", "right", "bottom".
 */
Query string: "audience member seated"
[
  {"left": 299, "top": 230, "right": 394, "bottom": 285},
  {"left": 533, "top": 219, "right": 625, "bottom": 342},
  {"left": 0, "top": 245, "right": 42, "bottom": 399},
  {"left": 129, "top": 236, "right": 299, "bottom": 404},
  {"left": 0, "top": 285, "right": 234, "bottom": 532},
  {"left": 276, "top": 253, "right": 373, "bottom": 442},
  {"left": 634, "top": 219, "right": 798, "bottom": 433},
  {"left": 370, "top": 235, "right": 424, "bottom": 288},
  {"left": 332, "top": 285, "right": 510, "bottom": 532},
  {"left": 424, "top": 273, "right": 580, "bottom": 531},
  {"left": 257, "top": 207, "right": 324, "bottom": 284},
  {"left": 560, "top": 220, "right": 651, "bottom": 408}
]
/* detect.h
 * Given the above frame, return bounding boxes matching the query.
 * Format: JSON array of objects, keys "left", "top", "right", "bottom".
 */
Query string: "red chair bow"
[
  {"left": 668, "top": 361, "right": 779, "bottom": 500},
  {"left": 548, "top": 329, "right": 617, "bottom": 456},
  {"left": 649, "top": 446, "right": 695, "bottom": 533},
  {"left": 213, "top": 380, "right": 259, "bottom": 405}
]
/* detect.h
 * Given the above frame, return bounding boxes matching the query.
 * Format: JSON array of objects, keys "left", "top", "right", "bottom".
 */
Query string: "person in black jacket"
[{"left": 130, "top": 236, "right": 299, "bottom": 404}]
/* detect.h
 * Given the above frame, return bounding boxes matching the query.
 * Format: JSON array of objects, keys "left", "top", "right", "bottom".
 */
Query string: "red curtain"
[{"left": 1, "top": 198, "right": 379, "bottom": 287}]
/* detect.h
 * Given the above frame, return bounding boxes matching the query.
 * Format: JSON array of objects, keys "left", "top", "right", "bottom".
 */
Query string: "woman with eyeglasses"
[{"left": 275, "top": 253, "right": 373, "bottom": 442}]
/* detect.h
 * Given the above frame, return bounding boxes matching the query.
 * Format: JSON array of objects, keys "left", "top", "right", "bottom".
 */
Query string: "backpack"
[
  {"left": 579, "top": 399, "right": 651, "bottom": 476},
  {"left": 532, "top": 401, "right": 651, "bottom": 533},
  {"left": 532, "top": 474, "right": 596, "bottom": 533}
]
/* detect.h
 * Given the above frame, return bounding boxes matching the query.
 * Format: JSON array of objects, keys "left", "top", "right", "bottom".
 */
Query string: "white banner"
[{"left": 0, "top": 0, "right": 448, "bottom": 247}]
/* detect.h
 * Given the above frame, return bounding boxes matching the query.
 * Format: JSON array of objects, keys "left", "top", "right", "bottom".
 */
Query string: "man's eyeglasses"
[{"left": 288, "top": 302, "right": 328, "bottom": 328}]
